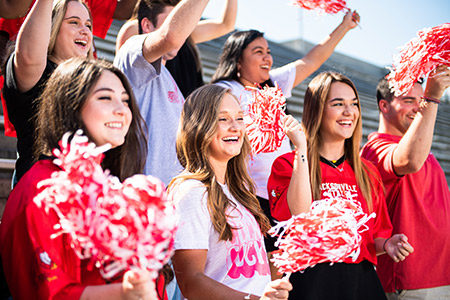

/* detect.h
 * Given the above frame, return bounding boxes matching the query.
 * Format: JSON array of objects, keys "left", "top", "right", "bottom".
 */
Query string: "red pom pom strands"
[
  {"left": 291, "top": 0, "right": 348, "bottom": 14},
  {"left": 269, "top": 190, "right": 375, "bottom": 274},
  {"left": 244, "top": 84, "right": 286, "bottom": 155},
  {"left": 388, "top": 23, "right": 450, "bottom": 96},
  {"left": 34, "top": 131, "right": 176, "bottom": 279}
]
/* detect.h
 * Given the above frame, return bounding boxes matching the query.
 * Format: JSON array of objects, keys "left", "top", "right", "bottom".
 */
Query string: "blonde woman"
[{"left": 2, "top": 0, "right": 93, "bottom": 182}]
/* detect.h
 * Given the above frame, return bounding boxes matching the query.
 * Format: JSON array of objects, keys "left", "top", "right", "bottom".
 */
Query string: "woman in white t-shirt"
[
  {"left": 169, "top": 84, "right": 292, "bottom": 300},
  {"left": 211, "top": 12, "right": 360, "bottom": 266}
]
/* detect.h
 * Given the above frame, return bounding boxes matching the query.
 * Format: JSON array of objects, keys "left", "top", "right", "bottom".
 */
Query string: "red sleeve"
[
  {"left": 85, "top": 0, "right": 117, "bottom": 39},
  {"left": 267, "top": 151, "right": 296, "bottom": 221},
  {"left": 0, "top": 161, "right": 86, "bottom": 300}
]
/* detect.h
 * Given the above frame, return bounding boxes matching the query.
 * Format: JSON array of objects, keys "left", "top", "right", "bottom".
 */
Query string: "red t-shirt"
[
  {"left": 267, "top": 151, "right": 392, "bottom": 266},
  {"left": 361, "top": 132, "right": 450, "bottom": 292},
  {"left": 0, "top": 159, "right": 167, "bottom": 299}
]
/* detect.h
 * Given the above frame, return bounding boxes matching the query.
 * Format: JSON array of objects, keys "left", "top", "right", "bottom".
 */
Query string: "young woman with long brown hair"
[
  {"left": 169, "top": 84, "right": 292, "bottom": 300},
  {"left": 268, "top": 72, "right": 414, "bottom": 300}
]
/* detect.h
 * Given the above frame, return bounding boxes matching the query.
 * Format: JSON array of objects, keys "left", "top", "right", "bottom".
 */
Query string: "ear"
[
  {"left": 140, "top": 17, "right": 155, "bottom": 34},
  {"left": 378, "top": 99, "right": 390, "bottom": 114}
]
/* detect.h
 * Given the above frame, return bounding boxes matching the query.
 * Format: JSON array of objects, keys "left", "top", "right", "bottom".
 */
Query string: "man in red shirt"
[{"left": 361, "top": 65, "right": 450, "bottom": 300}]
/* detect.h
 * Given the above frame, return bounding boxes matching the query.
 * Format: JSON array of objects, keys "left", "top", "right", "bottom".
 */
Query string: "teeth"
[
  {"left": 223, "top": 137, "right": 239, "bottom": 142},
  {"left": 338, "top": 121, "right": 352, "bottom": 125},
  {"left": 261, "top": 65, "right": 269, "bottom": 69},
  {"left": 105, "top": 122, "right": 122, "bottom": 128},
  {"left": 75, "top": 40, "right": 87, "bottom": 46}
]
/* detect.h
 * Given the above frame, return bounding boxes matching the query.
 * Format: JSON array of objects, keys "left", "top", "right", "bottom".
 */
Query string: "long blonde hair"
[
  {"left": 169, "top": 84, "right": 270, "bottom": 241},
  {"left": 302, "top": 72, "right": 377, "bottom": 210},
  {"left": 48, "top": 0, "right": 94, "bottom": 58}
]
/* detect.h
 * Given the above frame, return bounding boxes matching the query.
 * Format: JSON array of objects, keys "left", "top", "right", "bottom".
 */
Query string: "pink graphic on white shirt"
[{"left": 226, "top": 206, "right": 270, "bottom": 279}]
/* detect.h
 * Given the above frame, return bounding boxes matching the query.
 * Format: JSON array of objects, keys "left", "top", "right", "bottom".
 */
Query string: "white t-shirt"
[
  {"left": 215, "top": 63, "right": 296, "bottom": 199},
  {"left": 172, "top": 179, "right": 271, "bottom": 299}
]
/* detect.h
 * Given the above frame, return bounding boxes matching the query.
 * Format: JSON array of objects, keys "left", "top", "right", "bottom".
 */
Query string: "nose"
[
  {"left": 229, "top": 119, "right": 241, "bottom": 131},
  {"left": 113, "top": 99, "right": 127, "bottom": 115}
]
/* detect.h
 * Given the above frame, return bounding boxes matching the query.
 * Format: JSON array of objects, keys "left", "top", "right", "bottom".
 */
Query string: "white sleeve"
[
  {"left": 269, "top": 63, "right": 297, "bottom": 98},
  {"left": 173, "top": 180, "right": 212, "bottom": 250}
]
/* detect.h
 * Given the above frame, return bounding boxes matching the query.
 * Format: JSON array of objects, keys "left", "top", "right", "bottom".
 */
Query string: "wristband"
[
  {"left": 421, "top": 96, "right": 441, "bottom": 104},
  {"left": 244, "top": 293, "right": 252, "bottom": 299},
  {"left": 383, "top": 237, "right": 390, "bottom": 252}
]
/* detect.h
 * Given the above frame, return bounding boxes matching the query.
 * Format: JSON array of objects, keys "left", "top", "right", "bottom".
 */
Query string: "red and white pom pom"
[
  {"left": 34, "top": 130, "right": 176, "bottom": 279},
  {"left": 269, "top": 189, "right": 375, "bottom": 274},
  {"left": 388, "top": 23, "right": 450, "bottom": 96},
  {"left": 244, "top": 83, "right": 286, "bottom": 155},
  {"left": 291, "top": 0, "right": 348, "bottom": 14}
]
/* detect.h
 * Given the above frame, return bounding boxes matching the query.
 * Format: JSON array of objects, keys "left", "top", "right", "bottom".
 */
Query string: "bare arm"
[
  {"left": 113, "top": 0, "right": 138, "bottom": 20},
  {"left": 81, "top": 270, "right": 157, "bottom": 300},
  {"left": 392, "top": 65, "right": 450, "bottom": 175},
  {"left": 142, "top": 0, "right": 209, "bottom": 63},
  {"left": 173, "top": 249, "right": 292, "bottom": 300},
  {"left": 190, "top": 0, "right": 237, "bottom": 44},
  {"left": 115, "top": 19, "right": 139, "bottom": 53},
  {"left": 0, "top": 0, "right": 33, "bottom": 19},
  {"left": 13, "top": 0, "right": 52, "bottom": 92},
  {"left": 291, "top": 10, "right": 359, "bottom": 87},
  {"left": 283, "top": 116, "right": 311, "bottom": 215}
]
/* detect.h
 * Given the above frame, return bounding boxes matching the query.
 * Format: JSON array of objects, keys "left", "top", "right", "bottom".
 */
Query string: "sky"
[{"left": 203, "top": 0, "right": 450, "bottom": 68}]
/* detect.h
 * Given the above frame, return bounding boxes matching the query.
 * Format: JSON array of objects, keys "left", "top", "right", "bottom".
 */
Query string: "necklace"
[{"left": 320, "top": 155, "right": 345, "bottom": 172}]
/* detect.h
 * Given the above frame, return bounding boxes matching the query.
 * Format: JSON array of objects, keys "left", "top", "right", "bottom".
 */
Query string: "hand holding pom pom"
[{"left": 34, "top": 131, "right": 176, "bottom": 279}]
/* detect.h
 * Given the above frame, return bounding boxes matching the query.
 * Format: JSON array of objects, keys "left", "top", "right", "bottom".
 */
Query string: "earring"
[{"left": 237, "top": 71, "right": 241, "bottom": 78}]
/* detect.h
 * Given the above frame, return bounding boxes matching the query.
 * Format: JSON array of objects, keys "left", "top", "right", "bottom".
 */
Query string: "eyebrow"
[
  {"left": 65, "top": 16, "right": 92, "bottom": 23},
  {"left": 329, "top": 97, "right": 358, "bottom": 102},
  {"left": 251, "top": 45, "right": 268, "bottom": 51},
  {"left": 218, "top": 110, "right": 244, "bottom": 114},
  {"left": 401, "top": 96, "right": 417, "bottom": 100},
  {"left": 93, "top": 87, "right": 128, "bottom": 95}
]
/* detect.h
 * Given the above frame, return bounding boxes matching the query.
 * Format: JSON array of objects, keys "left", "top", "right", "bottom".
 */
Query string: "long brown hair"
[
  {"left": 35, "top": 58, "right": 147, "bottom": 181},
  {"left": 302, "top": 71, "right": 377, "bottom": 210},
  {"left": 169, "top": 84, "right": 270, "bottom": 241}
]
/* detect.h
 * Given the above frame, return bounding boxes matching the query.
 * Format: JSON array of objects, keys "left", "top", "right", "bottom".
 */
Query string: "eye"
[
  {"left": 219, "top": 117, "right": 227, "bottom": 122},
  {"left": 122, "top": 98, "right": 130, "bottom": 106},
  {"left": 332, "top": 102, "right": 343, "bottom": 107},
  {"left": 86, "top": 23, "right": 92, "bottom": 31},
  {"left": 352, "top": 101, "right": 359, "bottom": 107},
  {"left": 98, "top": 96, "right": 111, "bottom": 101},
  {"left": 236, "top": 117, "right": 244, "bottom": 122}
]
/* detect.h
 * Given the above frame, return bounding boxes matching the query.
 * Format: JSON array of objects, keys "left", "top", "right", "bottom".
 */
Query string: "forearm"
[
  {"left": 191, "top": 0, "right": 237, "bottom": 44},
  {"left": 143, "top": 0, "right": 209, "bottom": 62},
  {"left": 374, "top": 237, "right": 387, "bottom": 256},
  {"left": 80, "top": 284, "right": 124, "bottom": 300},
  {"left": 15, "top": 0, "right": 51, "bottom": 65},
  {"left": 286, "top": 149, "right": 311, "bottom": 216},
  {"left": 178, "top": 273, "right": 251, "bottom": 300},
  {"left": 0, "top": 0, "right": 33, "bottom": 18},
  {"left": 394, "top": 101, "right": 438, "bottom": 174}
]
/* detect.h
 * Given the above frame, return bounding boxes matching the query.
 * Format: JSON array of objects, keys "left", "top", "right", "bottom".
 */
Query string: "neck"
[
  {"left": 209, "top": 159, "right": 228, "bottom": 185},
  {"left": 238, "top": 76, "right": 257, "bottom": 88},
  {"left": 378, "top": 114, "right": 405, "bottom": 136},
  {"left": 319, "top": 141, "right": 345, "bottom": 161}
]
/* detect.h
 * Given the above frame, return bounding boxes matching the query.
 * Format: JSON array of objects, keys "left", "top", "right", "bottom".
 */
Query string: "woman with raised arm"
[
  {"left": 267, "top": 72, "right": 414, "bottom": 300},
  {"left": 210, "top": 11, "right": 359, "bottom": 270},
  {"left": 2, "top": 0, "right": 93, "bottom": 183},
  {"left": 0, "top": 58, "right": 170, "bottom": 300},
  {"left": 169, "top": 84, "right": 292, "bottom": 300}
]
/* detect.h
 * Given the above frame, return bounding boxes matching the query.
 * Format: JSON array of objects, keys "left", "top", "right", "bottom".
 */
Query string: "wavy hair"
[
  {"left": 170, "top": 84, "right": 270, "bottom": 241},
  {"left": 35, "top": 57, "right": 147, "bottom": 181},
  {"left": 302, "top": 71, "right": 377, "bottom": 210}
]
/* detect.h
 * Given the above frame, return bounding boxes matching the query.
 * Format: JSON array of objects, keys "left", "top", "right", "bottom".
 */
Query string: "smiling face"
[
  {"left": 81, "top": 70, "right": 132, "bottom": 148},
  {"left": 238, "top": 37, "right": 273, "bottom": 87},
  {"left": 208, "top": 93, "right": 245, "bottom": 166},
  {"left": 319, "top": 81, "right": 360, "bottom": 144},
  {"left": 382, "top": 82, "right": 423, "bottom": 135},
  {"left": 52, "top": 1, "right": 93, "bottom": 63}
]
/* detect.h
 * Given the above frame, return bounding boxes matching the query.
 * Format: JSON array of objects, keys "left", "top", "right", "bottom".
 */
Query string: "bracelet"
[
  {"left": 421, "top": 96, "right": 441, "bottom": 104},
  {"left": 383, "top": 237, "right": 390, "bottom": 252},
  {"left": 244, "top": 293, "right": 252, "bottom": 299}
]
